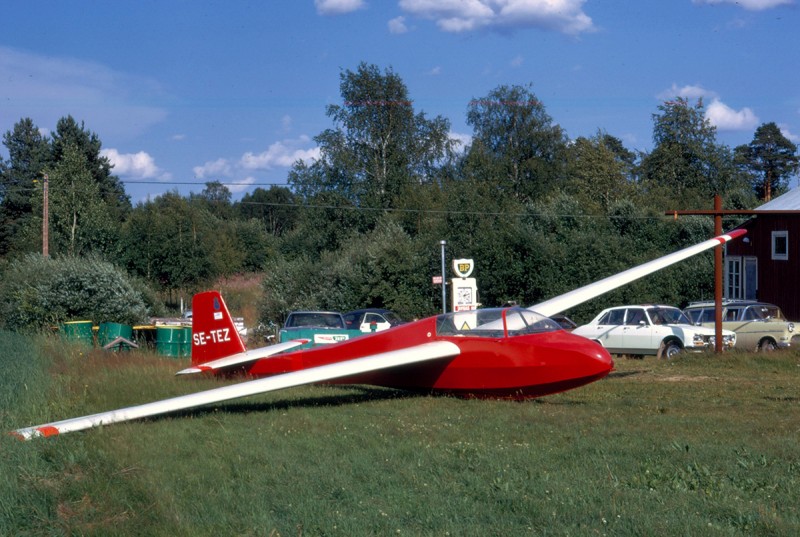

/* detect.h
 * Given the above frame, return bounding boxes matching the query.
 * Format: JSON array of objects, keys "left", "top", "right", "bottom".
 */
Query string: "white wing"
[
  {"left": 12, "top": 341, "right": 460, "bottom": 440},
  {"left": 175, "top": 339, "right": 309, "bottom": 375},
  {"left": 529, "top": 230, "right": 745, "bottom": 317}
]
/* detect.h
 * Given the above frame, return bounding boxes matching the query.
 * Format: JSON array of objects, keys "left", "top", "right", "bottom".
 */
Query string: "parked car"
[
  {"left": 279, "top": 311, "right": 362, "bottom": 347},
  {"left": 683, "top": 300, "right": 796, "bottom": 352},
  {"left": 343, "top": 308, "right": 405, "bottom": 333},
  {"left": 549, "top": 313, "right": 577, "bottom": 331},
  {"left": 572, "top": 304, "right": 736, "bottom": 359},
  {"left": 283, "top": 311, "right": 347, "bottom": 329}
]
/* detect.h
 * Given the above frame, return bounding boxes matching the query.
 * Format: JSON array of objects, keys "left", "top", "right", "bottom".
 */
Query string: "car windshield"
[
  {"left": 381, "top": 311, "right": 404, "bottom": 325},
  {"left": 753, "top": 304, "right": 785, "bottom": 320},
  {"left": 289, "top": 313, "right": 344, "bottom": 328},
  {"left": 647, "top": 307, "right": 691, "bottom": 325},
  {"left": 436, "top": 307, "right": 560, "bottom": 337}
]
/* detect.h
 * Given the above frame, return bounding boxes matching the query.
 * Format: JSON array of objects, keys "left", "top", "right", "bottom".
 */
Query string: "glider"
[{"left": 12, "top": 229, "right": 745, "bottom": 440}]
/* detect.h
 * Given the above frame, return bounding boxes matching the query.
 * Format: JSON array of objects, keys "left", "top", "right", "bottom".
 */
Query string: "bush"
[{"left": 0, "top": 254, "right": 158, "bottom": 330}]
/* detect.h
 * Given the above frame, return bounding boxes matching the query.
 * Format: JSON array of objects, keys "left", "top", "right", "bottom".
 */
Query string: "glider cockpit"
[{"left": 436, "top": 307, "right": 561, "bottom": 338}]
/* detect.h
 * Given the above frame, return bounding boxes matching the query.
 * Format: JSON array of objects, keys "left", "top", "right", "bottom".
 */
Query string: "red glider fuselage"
[{"left": 245, "top": 315, "right": 613, "bottom": 399}]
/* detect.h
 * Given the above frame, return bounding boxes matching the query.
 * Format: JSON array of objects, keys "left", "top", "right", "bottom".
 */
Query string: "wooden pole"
[
  {"left": 42, "top": 174, "right": 49, "bottom": 257},
  {"left": 714, "top": 194, "right": 722, "bottom": 352}
]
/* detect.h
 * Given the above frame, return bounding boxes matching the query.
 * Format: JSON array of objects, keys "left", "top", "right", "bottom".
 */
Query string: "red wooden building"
[{"left": 725, "top": 187, "right": 800, "bottom": 320}]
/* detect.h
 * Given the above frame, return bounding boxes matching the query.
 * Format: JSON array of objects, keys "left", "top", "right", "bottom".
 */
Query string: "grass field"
[{"left": 2, "top": 331, "right": 799, "bottom": 536}]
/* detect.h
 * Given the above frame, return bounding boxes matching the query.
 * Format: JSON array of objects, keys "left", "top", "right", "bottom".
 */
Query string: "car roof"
[
  {"left": 685, "top": 300, "right": 775, "bottom": 308},
  {"left": 345, "top": 308, "right": 391, "bottom": 315},
  {"left": 605, "top": 304, "right": 677, "bottom": 310}
]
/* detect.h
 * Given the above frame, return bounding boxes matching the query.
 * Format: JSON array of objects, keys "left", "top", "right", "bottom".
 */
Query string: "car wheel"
[
  {"left": 757, "top": 339, "right": 777, "bottom": 352},
  {"left": 658, "top": 341, "right": 682, "bottom": 359}
]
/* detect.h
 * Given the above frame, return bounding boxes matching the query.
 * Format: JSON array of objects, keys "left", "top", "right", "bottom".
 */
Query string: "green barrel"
[
  {"left": 181, "top": 326, "right": 192, "bottom": 357},
  {"left": 98, "top": 322, "right": 133, "bottom": 347},
  {"left": 156, "top": 326, "right": 185, "bottom": 357},
  {"left": 61, "top": 320, "right": 94, "bottom": 346}
]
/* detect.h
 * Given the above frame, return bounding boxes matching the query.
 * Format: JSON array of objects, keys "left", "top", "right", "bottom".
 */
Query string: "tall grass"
[{"left": 2, "top": 333, "right": 798, "bottom": 536}]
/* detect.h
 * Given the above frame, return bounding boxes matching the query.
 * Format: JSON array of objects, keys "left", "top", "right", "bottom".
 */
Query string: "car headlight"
[
  {"left": 789, "top": 322, "right": 795, "bottom": 333},
  {"left": 693, "top": 334, "right": 707, "bottom": 346}
]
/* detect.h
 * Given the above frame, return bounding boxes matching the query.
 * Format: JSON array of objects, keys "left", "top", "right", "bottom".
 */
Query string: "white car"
[{"left": 572, "top": 305, "right": 736, "bottom": 359}]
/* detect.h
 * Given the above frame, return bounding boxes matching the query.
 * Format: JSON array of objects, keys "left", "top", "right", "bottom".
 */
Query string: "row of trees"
[{"left": 1, "top": 63, "right": 798, "bottom": 328}]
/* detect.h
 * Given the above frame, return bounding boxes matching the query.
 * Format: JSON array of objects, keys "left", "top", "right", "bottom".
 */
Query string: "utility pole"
[
  {"left": 42, "top": 173, "right": 49, "bottom": 257},
  {"left": 667, "top": 194, "right": 800, "bottom": 352}
]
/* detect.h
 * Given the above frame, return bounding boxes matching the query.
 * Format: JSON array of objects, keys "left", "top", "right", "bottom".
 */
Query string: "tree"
[
  {"left": 40, "top": 143, "right": 117, "bottom": 256},
  {"left": 191, "top": 181, "right": 234, "bottom": 220},
  {"left": 564, "top": 132, "right": 635, "bottom": 212},
  {"left": 50, "top": 116, "right": 130, "bottom": 219},
  {"left": 640, "top": 98, "right": 740, "bottom": 208},
  {"left": 734, "top": 122, "right": 799, "bottom": 201},
  {"left": 464, "top": 84, "right": 567, "bottom": 203},
  {"left": 0, "top": 118, "right": 51, "bottom": 256},
  {"left": 290, "top": 63, "right": 455, "bottom": 211},
  {"left": 237, "top": 186, "right": 299, "bottom": 237},
  {"left": 118, "top": 192, "right": 213, "bottom": 291}
]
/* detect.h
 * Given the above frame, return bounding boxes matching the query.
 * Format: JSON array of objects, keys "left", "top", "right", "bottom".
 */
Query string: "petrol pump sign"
[{"left": 451, "top": 258, "right": 478, "bottom": 312}]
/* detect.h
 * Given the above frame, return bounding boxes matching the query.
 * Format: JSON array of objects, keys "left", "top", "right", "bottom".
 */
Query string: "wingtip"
[{"left": 8, "top": 430, "right": 28, "bottom": 441}]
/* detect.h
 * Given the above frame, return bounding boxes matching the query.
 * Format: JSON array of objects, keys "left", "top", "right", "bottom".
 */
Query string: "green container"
[
  {"left": 156, "top": 326, "right": 185, "bottom": 358},
  {"left": 98, "top": 322, "right": 133, "bottom": 347},
  {"left": 181, "top": 326, "right": 192, "bottom": 357},
  {"left": 61, "top": 320, "right": 94, "bottom": 346}
]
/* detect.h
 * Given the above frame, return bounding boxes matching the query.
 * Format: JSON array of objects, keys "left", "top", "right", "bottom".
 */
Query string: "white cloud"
[
  {"left": 510, "top": 54, "right": 524, "bottom": 67},
  {"left": 658, "top": 83, "right": 717, "bottom": 101},
  {"left": 428, "top": 66, "right": 442, "bottom": 75},
  {"left": 193, "top": 158, "right": 233, "bottom": 179},
  {"left": 705, "top": 99, "right": 759, "bottom": 131},
  {"left": 315, "top": 0, "right": 365, "bottom": 15},
  {"left": 388, "top": 15, "right": 409, "bottom": 33},
  {"left": 692, "top": 0, "right": 793, "bottom": 11},
  {"left": 657, "top": 84, "right": 759, "bottom": 132},
  {"left": 398, "top": 0, "right": 594, "bottom": 35},
  {"left": 239, "top": 136, "right": 320, "bottom": 170},
  {"left": 102, "top": 149, "right": 170, "bottom": 181},
  {"left": 450, "top": 131, "right": 473, "bottom": 152},
  {"left": 0, "top": 46, "right": 167, "bottom": 141},
  {"left": 227, "top": 176, "right": 257, "bottom": 194},
  {"left": 778, "top": 124, "right": 799, "bottom": 143}
]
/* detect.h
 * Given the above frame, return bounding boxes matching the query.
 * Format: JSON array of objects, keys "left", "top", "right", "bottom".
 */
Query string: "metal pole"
[{"left": 440, "top": 240, "right": 447, "bottom": 314}]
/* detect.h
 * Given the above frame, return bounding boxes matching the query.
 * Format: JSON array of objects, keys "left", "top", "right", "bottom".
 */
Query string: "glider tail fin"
[{"left": 190, "top": 291, "right": 247, "bottom": 366}]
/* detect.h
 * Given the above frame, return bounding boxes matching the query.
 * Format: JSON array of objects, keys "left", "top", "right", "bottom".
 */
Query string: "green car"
[{"left": 683, "top": 300, "right": 797, "bottom": 352}]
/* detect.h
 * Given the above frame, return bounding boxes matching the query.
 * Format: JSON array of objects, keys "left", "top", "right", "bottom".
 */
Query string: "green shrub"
[{"left": 0, "top": 254, "right": 158, "bottom": 329}]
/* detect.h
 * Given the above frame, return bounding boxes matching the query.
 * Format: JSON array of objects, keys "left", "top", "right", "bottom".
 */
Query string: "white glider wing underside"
[
  {"left": 13, "top": 341, "right": 461, "bottom": 440},
  {"left": 529, "top": 230, "right": 745, "bottom": 317},
  {"left": 175, "top": 339, "right": 309, "bottom": 375}
]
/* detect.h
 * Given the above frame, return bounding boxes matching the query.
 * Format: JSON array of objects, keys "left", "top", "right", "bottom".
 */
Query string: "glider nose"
[{"left": 585, "top": 339, "right": 614, "bottom": 375}]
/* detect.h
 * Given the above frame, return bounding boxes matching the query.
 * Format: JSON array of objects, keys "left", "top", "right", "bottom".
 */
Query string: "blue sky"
[{"left": 2, "top": 0, "right": 798, "bottom": 202}]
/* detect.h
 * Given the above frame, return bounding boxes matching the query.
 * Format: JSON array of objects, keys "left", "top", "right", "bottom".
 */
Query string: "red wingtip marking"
[
  {"left": 8, "top": 431, "right": 26, "bottom": 441},
  {"left": 197, "top": 365, "right": 212, "bottom": 372},
  {"left": 37, "top": 426, "right": 60, "bottom": 437},
  {"left": 728, "top": 229, "right": 747, "bottom": 238},
  {"left": 716, "top": 229, "right": 747, "bottom": 244}
]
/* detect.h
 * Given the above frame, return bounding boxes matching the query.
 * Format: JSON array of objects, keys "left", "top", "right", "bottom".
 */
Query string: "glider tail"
[{"left": 190, "top": 291, "right": 247, "bottom": 366}]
